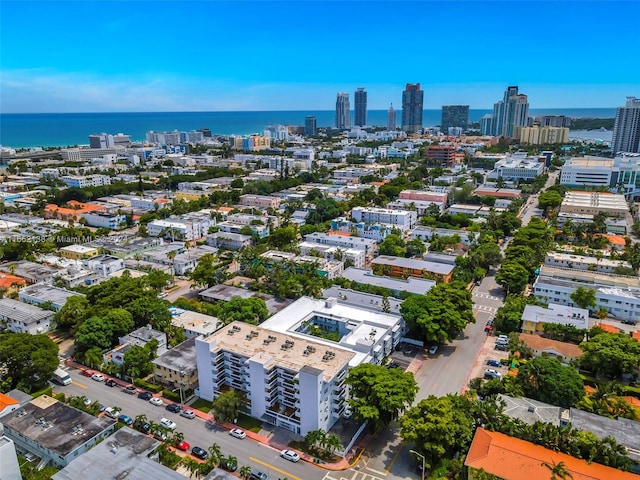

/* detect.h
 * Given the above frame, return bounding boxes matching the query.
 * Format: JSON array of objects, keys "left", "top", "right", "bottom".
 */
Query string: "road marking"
[
  {"left": 249, "top": 456, "right": 302, "bottom": 480},
  {"left": 72, "top": 381, "right": 88, "bottom": 389},
  {"left": 366, "top": 466, "right": 388, "bottom": 476},
  {"left": 384, "top": 444, "right": 403, "bottom": 474}
]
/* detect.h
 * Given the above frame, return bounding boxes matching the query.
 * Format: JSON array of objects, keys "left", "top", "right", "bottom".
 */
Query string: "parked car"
[
  {"left": 123, "top": 385, "right": 137, "bottom": 395},
  {"left": 165, "top": 404, "right": 181, "bottom": 413},
  {"left": 250, "top": 470, "right": 270, "bottom": 480},
  {"left": 175, "top": 440, "right": 190, "bottom": 451},
  {"left": 484, "top": 369, "right": 502, "bottom": 380},
  {"left": 134, "top": 420, "right": 150, "bottom": 434},
  {"left": 487, "top": 359, "right": 503, "bottom": 368},
  {"left": 191, "top": 446, "right": 208, "bottom": 460},
  {"left": 105, "top": 379, "right": 117, "bottom": 387},
  {"left": 180, "top": 409, "right": 196, "bottom": 419},
  {"left": 220, "top": 456, "right": 238, "bottom": 472},
  {"left": 83, "top": 397, "right": 92, "bottom": 406},
  {"left": 80, "top": 369, "right": 95, "bottom": 377},
  {"left": 137, "top": 391, "right": 152, "bottom": 401},
  {"left": 160, "top": 418, "right": 177, "bottom": 430},
  {"left": 104, "top": 407, "right": 120, "bottom": 419},
  {"left": 118, "top": 414, "right": 133, "bottom": 426},
  {"left": 149, "top": 397, "right": 163, "bottom": 406},
  {"left": 229, "top": 428, "right": 246, "bottom": 439},
  {"left": 494, "top": 343, "right": 508, "bottom": 351},
  {"left": 91, "top": 373, "right": 105, "bottom": 382},
  {"left": 280, "top": 449, "right": 300, "bottom": 462},
  {"left": 428, "top": 344, "right": 439, "bottom": 355}
]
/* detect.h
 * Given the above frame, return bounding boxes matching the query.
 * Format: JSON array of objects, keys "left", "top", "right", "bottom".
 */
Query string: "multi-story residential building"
[
  {"left": 82, "top": 255, "right": 125, "bottom": 277},
  {"left": 479, "top": 114, "right": 494, "bottom": 136},
  {"left": 410, "top": 226, "right": 476, "bottom": 246},
  {"left": 399, "top": 189, "right": 449, "bottom": 203},
  {"left": 351, "top": 207, "right": 417, "bottom": 231},
  {"left": 533, "top": 266, "right": 640, "bottom": 322},
  {"left": 371, "top": 255, "right": 455, "bottom": 282},
  {"left": 354, "top": 87, "right": 367, "bottom": 127},
  {"left": 130, "top": 196, "right": 171, "bottom": 211},
  {"left": 59, "top": 244, "right": 100, "bottom": 260},
  {"left": 18, "top": 284, "right": 85, "bottom": 312},
  {"left": 544, "top": 252, "right": 633, "bottom": 275},
  {"left": 305, "top": 116, "right": 317, "bottom": 136},
  {"left": 488, "top": 153, "right": 545, "bottom": 181},
  {"left": 238, "top": 194, "right": 281, "bottom": 209},
  {"left": 0, "top": 298, "right": 54, "bottom": 334},
  {"left": 304, "top": 232, "right": 378, "bottom": 262},
  {"left": 335, "top": 92, "right": 350, "bottom": 129},
  {"left": 0, "top": 261, "right": 59, "bottom": 285},
  {"left": 560, "top": 191, "right": 629, "bottom": 217},
  {"left": 2, "top": 395, "right": 116, "bottom": 468},
  {"left": 331, "top": 218, "right": 394, "bottom": 242},
  {"left": 80, "top": 211, "right": 127, "bottom": 230},
  {"left": 61, "top": 147, "right": 123, "bottom": 161},
  {"left": 401, "top": 83, "right": 424, "bottom": 133},
  {"left": 167, "top": 307, "right": 222, "bottom": 339},
  {"left": 261, "top": 250, "right": 344, "bottom": 280},
  {"left": 519, "top": 125, "right": 569, "bottom": 145},
  {"left": 387, "top": 199, "right": 445, "bottom": 215},
  {"left": 534, "top": 115, "right": 571, "bottom": 128},
  {"left": 0, "top": 436, "right": 20, "bottom": 480},
  {"left": 298, "top": 242, "right": 366, "bottom": 269},
  {"left": 441, "top": 105, "right": 469, "bottom": 132},
  {"left": 264, "top": 124, "right": 289, "bottom": 141},
  {"left": 146, "top": 131, "right": 182, "bottom": 144},
  {"left": 387, "top": 104, "right": 396, "bottom": 130},
  {"left": 152, "top": 337, "right": 199, "bottom": 394},
  {"left": 340, "top": 267, "right": 435, "bottom": 296},
  {"left": 147, "top": 213, "right": 212, "bottom": 241},
  {"left": 611, "top": 96, "right": 640, "bottom": 154},
  {"left": 423, "top": 144, "right": 457, "bottom": 167},
  {"left": 504, "top": 93, "right": 529, "bottom": 138},
  {"left": 206, "top": 232, "right": 252, "bottom": 250},
  {"left": 119, "top": 325, "right": 167, "bottom": 355},
  {"left": 520, "top": 303, "right": 589, "bottom": 334},
  {"left": 60, "top": 175, "right": 112, "bottom": 188}
]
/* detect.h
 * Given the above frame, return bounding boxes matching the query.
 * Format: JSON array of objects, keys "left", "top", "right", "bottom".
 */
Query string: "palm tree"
[
  {"left": 182, "top": 457, "right": 201, "bottom": 479},
  {"left": 134, "top": 414, "right": 147, "bottom": 426},
  {"left": 541, "top": 460, "right": 573, "bottom": 480},
  {"left": 84, "top": 346, "right": 103, "bottom": 369},
  {"left": 324, "top": 433, "right": 343, "bottom": 454},
  {"left": 172, "top": 431, "right": 185, "bottom": 445},
  {"left": 239, "top": 466, "right": 252, "bottom": 479},
  {"left": 206, "top": 443, "right": 222, "bottom": 467}
]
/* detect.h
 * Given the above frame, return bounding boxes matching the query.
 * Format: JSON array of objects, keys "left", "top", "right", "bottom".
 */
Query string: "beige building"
[
  {"left": 519, "top": 125, "right": 569, "bottom": 145},
  {"left": 560, "top": 191, "right": 629, "bottom": 217}
]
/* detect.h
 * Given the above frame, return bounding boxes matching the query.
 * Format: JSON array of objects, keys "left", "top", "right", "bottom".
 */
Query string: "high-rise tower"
[
  {"left": 387, "top": 104, "right": 396, "bottom": 131},
  {"left": 441, "top": 105, "right": 470, "bottom": 132},
  {"left": 612, "top": 97, "right": 640, "bottom": 154},
  {"left": 491, "top": 86, "right": 529, "bottom": 137},
  {"left": 335, "top": 92, "right": 350, "bottom": 129},
  {"left": 354, "top": 88, "right": 367, "bottom": 127},
  {"left": 305, "top": 116, "right": 317, "bottom": 136},
  {"left": 401, "top": 83, "right": 424, "bottom": 133}
]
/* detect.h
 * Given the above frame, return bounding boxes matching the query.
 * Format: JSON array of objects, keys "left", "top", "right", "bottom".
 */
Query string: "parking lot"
[
  {"left": 389, "top": 342, "right": 423, "bottom": 370},
  {"left": 465, "top": 334, "right": 511, "bottom": 387}
]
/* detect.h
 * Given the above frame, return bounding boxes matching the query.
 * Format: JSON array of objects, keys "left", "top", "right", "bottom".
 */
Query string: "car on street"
[
  {"left": 220, "top": 456, "right": 238, "bottom": 471},
  {"left": 80, "top": 369, "right": 95, "bottom": 377},
  {"left": 160, "top": 418, "right": 177, "bottom": 430},
  {"left": 91, "top": 373, "right": 105, "bottom": 382},
  {"left": 104, "top": 407, "right": 120, "bottom": 419},
  {"left": 105, "top": 379, "right": 117, "bottom": 387},
  {"left": 229, "top": 428, "right": 246, "bottom": 439},
  {"left": 428, "top": 344, "right": 439, "bottom": 355},
  {"left": 484, "top": 369, "right": 502, "bottom": 380},
  {"left": 250, "top": 470, "right": 269, "bottom": 480},
  {"left": 123, "top": 385, "right": 137, "bottom": 395},
  {"left": 175, "top": 440, "right": 190, "bottom": 451},
  {"left": 494, "top": 343, "right": 508, "bottom": 351},
  {"left": 191, "top": 446, "right": 208, "bottom": 460},
  {"left": 180, "top": 409, "right": 196, "bottom": 419},
  {"left": 149, "top": 397, "right": 163, "bottom": 406},
  {"left": 484, "top": 324, "right": 493, "bottom": 332},
  {"left": 165, "top": 404, "right": 181, "bottom": 413},
  {"left": 118, "top": 414, "right": 133, "bottom": 426},
  {"left": 83, "top": 397, "right": 92, "bottom": 406},
  {"left": 137, "top": 391, "right": 152, "bottom": 400},
  {"left": 487, "top": 359, "right": 503, "bottom": 368},
  {"left": 280, "top": 449, "right": 300, "bottom": 462},
  {"left": 134, "top": 420, "right": 150, "bottom": 434}
]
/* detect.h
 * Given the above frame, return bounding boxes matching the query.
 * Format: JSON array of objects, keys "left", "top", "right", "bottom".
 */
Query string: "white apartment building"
[
  {"left": 147, "top": 213, "right": 212, "bottom": 241},
  {"left": 298, "top": 242, "right": 366, "bottom": 269},
  {"left": 387, "top": 199, "right": 446, "bottom": 215},
  {"left": 130, "top": 196, "right": 171, "bottom": 211},
  {"left": 560, "top": 153, "right": 640, "bottom": 199},
  {"left": 410, "top": 226, "right": 476, "bottom": 245},
  {"left": 261, "top": 250, "right": 344, "bottom": 280},
  {"left": 61, "top": 147, "right": 124, "bottom": 161},
  {"left": 304, "top": 232, "right": 378, "bottom": 261},
  {"left": 196, "top": 320, "right": 355, "bottom": 435},
  {"left": 521, "top": 303, "right": 589, "bottom": 334},
  {"left": 560, "top": 191, "right": 629, "bottom": 217},
  {"left": 544, "top": 252, "right": 633, "bottom": 275},
  {"left": 206, "top": 232, "right": 252, "bottom": 250},
  {"left": 80, "top": 212, "right": 127, "bottom": 230},
  {"left": 82, "top": 255, "right": 125, "bottom": 277},
  {"left": 488, "top": 153, "right": 545, "bottom": 181},
  {"left": 238, "top": 194, "right": 282, "bottom": 209},
  {"left": 60, "top": 175, "right": 112, "bottom": 188},
  {"left": 351, "top": 207, "right": 417, "bottom": 231},
  {"left": 398, "top": 189, "right": 449, "bottom": 203},
  {"left": 533, "top": 266, "right": 640, "bottom": 322},
  {"left": 0, "top": 298, "right": 54, "bottom": 335}
]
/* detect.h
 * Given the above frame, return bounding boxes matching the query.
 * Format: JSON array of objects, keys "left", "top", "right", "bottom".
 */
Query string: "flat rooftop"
[
  {"left": 322, "top": 286, "right": 403, "bottom": 314},
  {"left": 2, "top": 396, "right": 114, "bottom": 457},
  {"left": 371, "top": 255, "right": 455, "bottom": 275},
  {"left": 0, "top": 298, "right": 52, "bottom": 324},
  {"left": 168, "top": 307, "right": 221, "bottom": 335},
  {"left": 522, "top": 303, "right": 589, "bottom": 329},
  {"left": 19, "top": 283, "right": 85, "bottom": 305},
  {"left": 199, "top": 285, "right": 293, "bottom": 315},
  {"left": 537, "top": 266, "right": 640, "bottom": 289},
  {"left": 341, "top": 267, "right": 435, "bottom": 294},
  {"left": 201, "top": 321, "right": 355, "bottom": 381},
  {"left": 152, "top": 337, "right": 197, "bottom": 374}
]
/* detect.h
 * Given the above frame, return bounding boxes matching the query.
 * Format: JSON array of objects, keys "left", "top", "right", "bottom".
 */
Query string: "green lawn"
[
  {"left": 235, "top": 413, "right": 263, "bottom": 433},
  {"left": 189, "top": 398, "right": 212, "bottom": 413}
]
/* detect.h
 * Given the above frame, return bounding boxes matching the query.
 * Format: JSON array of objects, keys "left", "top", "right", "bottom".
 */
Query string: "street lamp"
[
  {"left": 409, "top": 449, "right": 425, "bottom": 480},
  {"left": 178, "top": 370, "right": 185, "bottom": 405}
]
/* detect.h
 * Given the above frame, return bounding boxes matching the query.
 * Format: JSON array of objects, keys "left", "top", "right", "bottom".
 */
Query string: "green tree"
[
  {"left": 378, "top": 234, "right": 406, "bottom": 257},
  {"left": 145, "top": 269, "right": 173, "bottom": 292},
  {"left": 405, "top": 238, "right": 426, "bottom": 258},
  {"left": 570, "top": 286, "right": 596, "bottom": 310},
  {"left": 0, "top": 333, "right": 58, "bottom": 392},
  {"left": 54, "top": 295, "right": 91, "bottom": 330},
  {"left": 399, "top": 394, "right": 475, "bottom": 470},
  {"left": 74, "top": 316, "right": 114, "bottom": 354},
  {"left": 127, "top": 296, "right": 172, "bottom": 330},
  {"left": 219, "top": 297, "right": 269, "bottom": 325},
  {"left": 400, "top": 282, "right": 474, "bottom": 344},
  {"left": 496, "top": 261, "right": 530, "bottom": 294},
  {"left": 345, "top": 364, "right": 418, "bottom": 429},
  {"left": 104, "top": 308, "right": 134, "bottom": 342},
  {"left": 83, "top": 346, "right": 104, "bottom": 369},
  {"left": 189, "top": 254, "right": 221, "bottom": 288},
  {"left": 239, "top": 466, "right": 252, "bottom": 479},
  {"left": 541, "top": 460, "right": 574, "bottom": 480},
  {"left": 578, "top": 332, "right": 640, "bottom": 378},
  {"left": 516, "top": 357, "right": 584, "bottom": 408},
  {"left": 537, "top": 191, "right": 563, "bottom": 210},
  {"left": 123, "top": 343, "right": 156, "bottom": 379},
  {"left": 269, "top": 225, "right": 298, "bottom": 249},
  {"left": 211, "top": 389, "right": 244, "bottom": 423}
]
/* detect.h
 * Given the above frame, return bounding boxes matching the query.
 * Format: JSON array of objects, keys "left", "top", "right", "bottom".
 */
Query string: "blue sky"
[{"left": 2, "top": 1, "right": 639, "bottom": 113}]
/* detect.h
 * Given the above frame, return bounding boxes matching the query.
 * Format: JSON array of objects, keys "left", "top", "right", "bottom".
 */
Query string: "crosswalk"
[
  {"left": 472, "top": 292, "right": 502, "bottom": 301},
  {"left": 473, "top": 304, "right": 498, "bottom": 313},
  {"left": 323, "top": 469, "right": 387, "bottom": 480}
]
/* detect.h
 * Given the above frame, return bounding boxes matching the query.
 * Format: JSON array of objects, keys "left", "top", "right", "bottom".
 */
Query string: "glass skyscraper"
[
  {"left": 335, "top": 92, "right": 350, "bottom": 129},
  {"left": 354, "top": 87, "right": 367, "bottom": 127},
  {"left": 401, "top": 83, "right": 423, "bottom": 133},
  {"left": 612, "top": 97, "right": 640, "bottom": 154},
  {"left": 387, "top": 104, "right": 396, "bottom": 131},
  {"left": 305, "top": 116, "right": 317, "bottom": 136},
  {"left": 441, "top": 105, "right": 469, "bottom": 132}
]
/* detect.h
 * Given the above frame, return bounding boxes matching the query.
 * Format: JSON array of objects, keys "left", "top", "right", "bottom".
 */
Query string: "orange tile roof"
[
  {"left": 595, "top": 323, "right": 622, "bottom": 334},
  {"left": 0, "top": 392, "right": 19, "bottom": 413},
  {"left": 45, "top": 201, "right": 106, "bottom": 217},
  {"left": 632, "top": 330, "right": 640, "bottom": 342},
  {"left": 465, "top": 428, "right": 639, "bottom": 480},
  {"left": 327, "top": 231, "right": 352, "bottom": 237},
  {"left": 585, "top": 385, "right": 597, "bottom": 395},
  {"left": 600, "top": 234, "right": 627, "bottom": 246},
  {"left": 518, "top": 333, "right": 583, "bottom": 360},
  {"left": 369, "top": 181, "right": 388, "bottom": 186},
  {"left": 622, "top": 396, "right": 640, "bottom": 409},
  {"left": 0, "top": 273, "right": 26, "bottom": 289}
]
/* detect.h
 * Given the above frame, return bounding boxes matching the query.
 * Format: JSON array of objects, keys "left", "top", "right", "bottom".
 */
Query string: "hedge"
[
  {"left": 133, "top": 378, "right": 163, "bottom": 393},
  {"left": 162, "top": 390, "right": 181, "bottom": 402}
]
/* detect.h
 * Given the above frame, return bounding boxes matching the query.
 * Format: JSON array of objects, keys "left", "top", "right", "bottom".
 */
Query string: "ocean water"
[{"left": 0, "top": 108, "right": 617, "bottom": 149}]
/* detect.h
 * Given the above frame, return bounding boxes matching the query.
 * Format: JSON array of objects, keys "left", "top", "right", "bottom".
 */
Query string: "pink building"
[{"left": 399, "top": 190, "right": 448, "bottom": 203}]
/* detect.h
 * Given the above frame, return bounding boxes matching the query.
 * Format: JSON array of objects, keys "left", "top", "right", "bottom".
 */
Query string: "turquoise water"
[{"left": 0, "top": 108, "right": 617, "bottom": 148}]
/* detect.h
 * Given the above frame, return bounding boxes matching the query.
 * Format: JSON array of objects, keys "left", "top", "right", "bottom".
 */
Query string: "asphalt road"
[{"left": 55, "top": 368, "right": 327, "bottom": 480}]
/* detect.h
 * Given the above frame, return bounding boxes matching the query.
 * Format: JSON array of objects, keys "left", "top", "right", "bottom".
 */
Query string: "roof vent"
[{"left": 325, "top": 297, "right": 338, "bottom": 308}]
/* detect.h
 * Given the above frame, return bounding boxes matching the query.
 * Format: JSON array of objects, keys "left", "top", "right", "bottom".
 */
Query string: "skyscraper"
[
  {"left": 354, "top": 88, "right": 367, "bottom": 127},
  {"left": 305, "top": 116, "right": 317, "bottom": 136},
  {"left": 612, "top": 97, "right": 640, "bottom": 154},
  {"left": 491, "top": 86, "right": 529, "bottom": 137},
  {"left": 387, "top": 104, "right": 396, "bottom": 131},
  {"left": 401, "top": 83, "right": 424, "bottom": 133},
  {"left": 441, "top": 105, "right": 470, "bottom": 132},
  {"left": 335, "top": 92, "right": 350, "bottom": 129}
]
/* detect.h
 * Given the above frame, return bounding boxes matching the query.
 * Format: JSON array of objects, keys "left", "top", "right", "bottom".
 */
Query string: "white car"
[
  {"left": 280, "top": 449, "right": 300, "bottom": 462},
  {"left": 229, "top": 428, "right": 246, "bottom": 439},
  {"left": 160, "top": 418, "right": 177, "bottom": 430},
  {"left": 180, "top": 409, "right": 196, "bottom": 419},
  {"left": 149, "top": 397, "right": 163, "bottom": 406},
  {"left": 91, "top": 373, "right": 105, "bottom": 382}
]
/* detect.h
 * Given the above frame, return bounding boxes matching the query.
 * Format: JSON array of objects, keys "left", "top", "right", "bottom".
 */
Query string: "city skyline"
[{"left": 1, "top": 1, "right": 639, "bottom": 113}]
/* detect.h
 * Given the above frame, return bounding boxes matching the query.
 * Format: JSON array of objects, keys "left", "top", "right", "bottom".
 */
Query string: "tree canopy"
[
  {"left": 211, "top": 389, "right": 244, "bottom": 423},
  {"left": 570, "top": 286, "right": 597, "bottom": 310},
  {"left": 219, "top": 297, "right": 269, "bottom": 325},
  {"left": 579, "top": 332, "right": 640, "bottom": 378},
  {"left": 0, "top": 333, "right": 59, "bottom": 393},
  {"left": 516, "top": 356, "right": 584, "bottom": 408}
]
